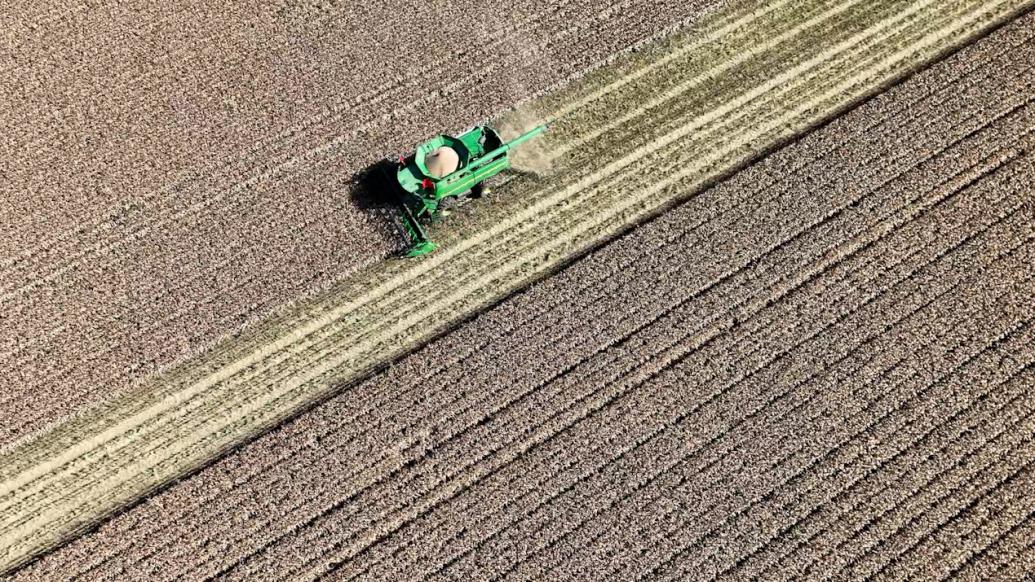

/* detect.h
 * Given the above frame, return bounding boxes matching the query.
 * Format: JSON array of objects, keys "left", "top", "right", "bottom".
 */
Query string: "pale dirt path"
[
  {"left": 10, "top": 7, "right": 1035, "bottom": 580},
  {"left": 0, "top": 0, "right": 719, "bottom": 446}
]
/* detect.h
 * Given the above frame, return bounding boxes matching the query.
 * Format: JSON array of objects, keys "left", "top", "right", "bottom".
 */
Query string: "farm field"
[
  {"left": 0, "top": 0, "right": 719, "bottom": 446},
  {"left": 13, "top": 6, "right": 1035, "bottom": 579},
  {"left": 4, "top": 0, "right": 1035, "bottom": 578}
]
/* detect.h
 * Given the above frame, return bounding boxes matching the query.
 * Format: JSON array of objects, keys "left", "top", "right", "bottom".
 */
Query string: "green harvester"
[{"left": 391, "top": 123, "right": 546, "bottom": 257}]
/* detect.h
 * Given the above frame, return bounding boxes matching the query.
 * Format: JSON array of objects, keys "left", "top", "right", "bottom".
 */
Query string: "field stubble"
[
  {"left": 0, "top": 0, "right": 722, "bottom": 447},
  {"left": 10, "top": 3, "right": 1035, "bottom": 579}
]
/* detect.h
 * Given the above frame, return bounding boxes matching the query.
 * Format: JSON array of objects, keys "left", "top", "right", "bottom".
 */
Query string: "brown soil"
[
  {"left": 0, "top": 0, "right": 719, "bottom": 446},
  {"left": 14, "top": 8, "right": 1035, "bottom": 580}
]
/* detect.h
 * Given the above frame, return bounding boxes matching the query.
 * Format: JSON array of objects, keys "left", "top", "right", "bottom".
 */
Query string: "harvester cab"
[{"left": 391, "top": 123, "right": 546, "bottom": 257}]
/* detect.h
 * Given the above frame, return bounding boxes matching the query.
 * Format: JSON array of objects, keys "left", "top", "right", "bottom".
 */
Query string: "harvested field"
[
  {"left": 0, "top": 0, "right": 720, "bottom": 446},
  {"left": 7, "top": 2, "right": 1035, "bottom": 579}
]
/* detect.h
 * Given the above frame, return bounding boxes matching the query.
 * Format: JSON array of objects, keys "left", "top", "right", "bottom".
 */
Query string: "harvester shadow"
[
  {"left": 348, "top": 159, "right": 413, "bottom": 254},
  {"left": 349, "top": 159, "right": 398, "bottom": 212}
]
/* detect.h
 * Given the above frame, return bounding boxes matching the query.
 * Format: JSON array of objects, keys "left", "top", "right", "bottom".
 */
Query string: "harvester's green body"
[{"left": 393, "top": 124, "right": 546, "bottom": 256}]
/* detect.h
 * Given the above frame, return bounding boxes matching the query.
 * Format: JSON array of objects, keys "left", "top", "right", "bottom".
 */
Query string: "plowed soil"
[
  {"left": 10, "top": 4, "right": 1035, "bottom": 580},
  {"left": 0, "top": 0, "right": 720, "bottom": 447}
]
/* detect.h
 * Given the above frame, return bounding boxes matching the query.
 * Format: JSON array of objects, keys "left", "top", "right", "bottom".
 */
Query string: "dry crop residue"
[
  {"left": 0, "top": 0, "right": 717, "bottom": 446},
  {"left": 3, "top": 0, "right": 1034, "bottom": 575},
  {"left": 16, "top": 8, "right": 1035, "bottom": 579}
]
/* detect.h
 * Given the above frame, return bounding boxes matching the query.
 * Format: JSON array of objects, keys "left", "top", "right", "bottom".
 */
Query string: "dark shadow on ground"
[
  {"left": 348, "top": 158, "right": 399, "bottom": 212},
  {"left": 347, "top": 158, "right": 413, "bottom": 255}
]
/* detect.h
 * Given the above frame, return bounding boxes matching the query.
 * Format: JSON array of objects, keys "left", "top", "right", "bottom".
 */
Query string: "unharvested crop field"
[
  {"left": 13, "top": 7, "right": 1035, "bottom": 579},
  {"left": 0, "top": 0, "right": 719, "bottom": 446},
  {"left": 4, "top": 0, "right": 1035, "bottom": 578}
]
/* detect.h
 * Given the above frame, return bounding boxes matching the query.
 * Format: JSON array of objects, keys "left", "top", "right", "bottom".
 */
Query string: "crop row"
[
  {"left": 15, "top": 9, "right": 1035, "bottom": 578},
  {"left": 4, "top": 0, "right": 1029, "bottom": 575},
  {"left": 0, "top": 0, "right": 717, "bottom": 446}
]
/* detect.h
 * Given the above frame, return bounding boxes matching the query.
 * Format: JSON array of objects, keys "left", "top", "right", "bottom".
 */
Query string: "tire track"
[
  {"left": 4, "top": 0, "right": 898, "bottom": 488},
  {"left": 4, "top": 0, "right": 1029, "bottom": 575},
  {"left": 57, "top": 56, "right": 1035, "bottom": 579},
  {"left": 0, "top": 0, "right": 723, "bottom": 446}
]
